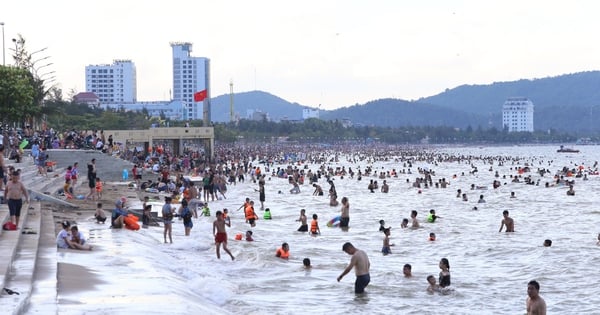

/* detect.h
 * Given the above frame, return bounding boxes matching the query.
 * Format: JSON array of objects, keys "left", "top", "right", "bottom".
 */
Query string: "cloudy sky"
[{"left": 2, "top": 1, "right": 598, "bottom": 109}]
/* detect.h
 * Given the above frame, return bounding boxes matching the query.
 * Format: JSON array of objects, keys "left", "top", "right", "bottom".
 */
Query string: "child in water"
[
  {"left": 94, "top": 202, "right": 107, "bottom": 224},
  {"left": 426, "top": 275, "right": 441, "bottom": 293},
  {"left": 201, "top": 203, "right": 211, "bottom": 216},
  {"left": 382, "top": 228, "right": 393, "bottom": 255},
  {"left": 303, "top": 258, "right": 312, "bottom": 269}
]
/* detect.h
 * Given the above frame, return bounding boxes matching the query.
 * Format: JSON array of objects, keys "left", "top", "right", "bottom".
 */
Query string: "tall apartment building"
[
  {"left": 85, "top": 60, "right": 137, "bottom": 104},
  {"left": 502, "top": 97, "right": 534, "bottom": 132},
  {"left": 171, "top": 42, "right": 211, "bottom": 121}
]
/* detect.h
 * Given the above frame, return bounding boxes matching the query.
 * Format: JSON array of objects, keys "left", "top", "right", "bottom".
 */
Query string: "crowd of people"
[{"left": 8, "top": 124, "right": 599, "bottom": 313}]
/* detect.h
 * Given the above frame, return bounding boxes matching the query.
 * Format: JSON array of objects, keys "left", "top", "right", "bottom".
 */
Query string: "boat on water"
[{"left": 557, "top": 145, "right": 580, "bottom": 153}]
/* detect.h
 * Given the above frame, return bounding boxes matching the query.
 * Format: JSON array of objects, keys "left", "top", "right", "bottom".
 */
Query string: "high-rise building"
[
  {"left": 170, "top": 42, "right": 210, "bottom": 121},
  {"left": 85, "top": 60, "right": 137, "bottom": 104},
  {"left": 502, "top": 97, "right": 534, "bottom": 132}
]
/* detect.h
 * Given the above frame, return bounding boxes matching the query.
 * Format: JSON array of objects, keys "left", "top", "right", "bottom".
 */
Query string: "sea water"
[{"left": 43, "top": 145, "right": 600, "bottom": 315}]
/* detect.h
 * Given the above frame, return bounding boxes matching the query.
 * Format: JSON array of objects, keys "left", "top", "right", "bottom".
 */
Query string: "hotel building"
[
  {"left": 85, "top": 60, "right": 137, "bottom": 104},
  {"left": 502, "top": 97, "right": 534, "bottom": 132}
]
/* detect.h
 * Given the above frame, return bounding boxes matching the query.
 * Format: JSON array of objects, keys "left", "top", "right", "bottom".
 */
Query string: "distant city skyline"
[{"left": 2, "top": 1, "right": 600, "bottom": 110}]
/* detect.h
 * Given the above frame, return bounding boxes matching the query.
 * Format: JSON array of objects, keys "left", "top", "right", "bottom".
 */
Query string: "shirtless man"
[
  {"left": 381, "top": 180, "right": 389, "bottom": 193},
  {"left": 337, "top": 242, "right": 370, "bottom": 294},
  {"left": 499, "top": 210, "right": 515, "bottom": 232},
  {"left": 213, "top": 210, "right": 234, "bottom": 260},
  {"left": 4, "top": 170, "right": 29, "bottom": 226},
  {"left": 411, "top": 210, "right": 420, "bottom": 228},
  {"left": 312, "top": 183, "right": 324, "bottom": 196},
  {"left": 526, "top": 280, "right": 547, "bottom": 315},
  {"left": 340, "top": 197, "right": 350, "bottom": 229},
  {"left": 296, "top": 208, "right": 308, "bottom": 232}
]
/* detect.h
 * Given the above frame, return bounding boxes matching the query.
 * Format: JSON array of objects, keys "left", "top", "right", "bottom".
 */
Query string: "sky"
[{"left": 2, "top": 1, "right": 600, "bottom": 110}]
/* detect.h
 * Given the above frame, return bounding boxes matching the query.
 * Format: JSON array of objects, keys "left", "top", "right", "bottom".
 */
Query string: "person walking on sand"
[
  {"left": 337, "top": 242, "right": 370, "bottom": 294},
  {"left": 213, "top": 210, "right": 235, "bottom": 260},
  {"left": 4, "top": 170, "right": 29, "bottom": 227},
  {"left": 86, "top": 158, "right": 97, "bottom": 200},
  {"left": 499, "top": 210, "right": 515, "bottom": 232},
  {"left": 71, "top": 162, "right": 80, "bottom": 194}
]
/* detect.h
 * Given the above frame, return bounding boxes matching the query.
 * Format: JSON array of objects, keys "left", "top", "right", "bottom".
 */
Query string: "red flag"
[{"left": 194, "top": 90, "right": 207, "bottom": 102}]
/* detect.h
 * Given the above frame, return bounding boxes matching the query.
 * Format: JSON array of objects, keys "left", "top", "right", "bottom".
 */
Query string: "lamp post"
[
  {"left": 1, "top": 22, "right": 5, "bottom": 66},
  {"left": 30, "top": 55, "right": 50, "bottom": 70},
  {"left": 34, "top": 62, "right": 53, "bottom": 74}
]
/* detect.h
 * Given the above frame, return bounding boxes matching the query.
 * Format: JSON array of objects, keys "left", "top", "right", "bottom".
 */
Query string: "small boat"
[{"left": 557, "top": 145, "right": 580, "bottom": 153}]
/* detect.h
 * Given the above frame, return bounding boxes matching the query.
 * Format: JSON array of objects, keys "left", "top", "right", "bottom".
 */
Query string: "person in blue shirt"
[{"left": 111, "top": 199, "right": 128, "bottom": 228}]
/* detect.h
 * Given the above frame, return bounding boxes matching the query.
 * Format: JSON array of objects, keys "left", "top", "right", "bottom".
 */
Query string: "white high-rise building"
[
  {"left": 85, "top": 60, "right": 137, "bottom": 104},
  {"left": 502, "top": 97, "right": 534, "bottom": 132},
  {"left": 171, "top": 42, "right": 210, "bottom": 121},
  {"left": 302, "top": 107, "right": 319, "bottom": 120}
]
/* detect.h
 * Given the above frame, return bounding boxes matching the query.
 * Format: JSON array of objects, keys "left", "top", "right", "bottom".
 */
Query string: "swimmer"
[
  {"left": 438, "top": 258, "right": 451, "bottom": 288},
  {"left": 381, "top": 228, "right": 393, "bottom": 255},
  {"left": 400, "top": 218, "right": 409, "bottom": 228},
  {"left": 543, "top": 239, "right": 552, "bottom": 247},
  {"left": 526, "top": 280, "right": 547, "bottom": 315},
  {"left": 426, "top": 275, "right": 440, "bottom": 294},
  {"left": 597, "top": 233, "right": 600, "bottom": 246},
  {"left": 378, "top": 219, "right": 386, "bottom": 232},
  {"left": 427, "top": 209, "right": 439, "bottom": 223},
  {"left": 403, "top": 264, "right": 412, "bottom": 278},
  {"left": 429, "top": 232, "right": 436, "bottom": 241},
  {"left": 303, "top": 258, "right": 312, "bottom": 269},
  {"left": 411, "top": 210, "right": 420, "bottom": 228},
  {"left": 310, "top": 213, "right": 321, "bottom": 235},
  {"left": 296, "top": 209, "right": 308, "bottom": 232},
  {"left": 499, "top": 210, "right": 515, "bottom": 232},
  {"left": 246, "top": 230, "right": 254, "bottom": 241},
  {"left": 276, "top": 242, "right": 290, "bottom": 259}
]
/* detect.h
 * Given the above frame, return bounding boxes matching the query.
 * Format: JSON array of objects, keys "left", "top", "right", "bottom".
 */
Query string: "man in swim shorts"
[
  {"left": 337, "top": 242, "right": 370, "bottom": 294},
  {"left": 213, "top": 210, "right": 234, "bottom": 260}
]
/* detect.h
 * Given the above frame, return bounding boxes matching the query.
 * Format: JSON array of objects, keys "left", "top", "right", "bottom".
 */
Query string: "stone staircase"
[{"left": 0, "top": 148, "right": 130, "bottom": 314}]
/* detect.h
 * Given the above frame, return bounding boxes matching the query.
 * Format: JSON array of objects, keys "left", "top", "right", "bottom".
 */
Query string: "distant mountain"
[
  {"left": 419, "top": 71, "right": 600, "bottom": 133},
  {"left": 420, "top": 71, "right": 600, "bottom": 115},
  {"left": 209, "top": 71, "right": 600, "bottom": 133},
  {"left": 210, "top": 91, "right": 304, "bottom": 122},
  {"left": 319, "top": 98, "right": 484, "bottom": 128}
]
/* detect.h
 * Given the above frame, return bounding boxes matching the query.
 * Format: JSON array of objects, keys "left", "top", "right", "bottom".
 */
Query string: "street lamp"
[
  {"left": 30, "top": 55, "right": 50, "bottom": 69},
  {"left": 38, "top": 70, "right": 56, "bottom": 79},
  {"left": 30, "top": 47, "right": 48, "bottom": 57},
  {"left": 1, "top": 22, "right": 5, "bottom": 66},
  {"left": 34, "top": 62, "right": 53, "bottom": 74}
]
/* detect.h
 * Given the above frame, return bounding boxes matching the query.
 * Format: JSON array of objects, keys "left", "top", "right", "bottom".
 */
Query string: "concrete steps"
[
  {"left": 23, "top": 205, "right": 58, "bottom": 315},
  {"left": 0, "top": 202, "right": 40, "bottom": 314},
  {"left": 0, "top": 148, "right": 133, "bottom": 313}
]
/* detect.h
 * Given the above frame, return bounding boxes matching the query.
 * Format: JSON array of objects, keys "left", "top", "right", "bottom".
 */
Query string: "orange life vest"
[
  {"left": 310, "top": 219, "right": 318, "bottom": 233},
  {"left": 276, "top": 248, "right": 289, "bottom": 259},
  {"left": 245, "top": 205, "right": 256, "bottom": 220}
]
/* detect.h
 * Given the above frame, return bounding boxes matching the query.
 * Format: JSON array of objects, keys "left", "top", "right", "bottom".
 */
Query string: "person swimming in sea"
[{"left": 382, "top": 228, "right": 393, "bottom": 255}]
